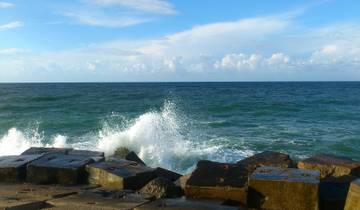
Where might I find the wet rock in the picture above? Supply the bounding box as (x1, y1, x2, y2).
(298, 154, 360, 178)
(248, 166, 320, 210)
(154, 167, 182, 181)
(47, 188, 153, 210)
(185, 160, 248, 204)
(134, 198, 240, 210)
(21, 147, 73, 155)
(344, 179, 360, 210)
(0, 155, 43, 182)
(27, 154, 96, 185)
(86, 158, 156, 190)
(237, 151, 294, 172)
(139, 177, 183, 199)
(176, 173, 191, 191)
(112, 148, 146, 165)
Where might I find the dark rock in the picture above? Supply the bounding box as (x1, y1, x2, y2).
(237, 151, 294, 172)
(86, 158, 156, 190)
(185, 160, 248, 204)
(298, 154, 360, 178)
(139, 177, 183, 198)
(47, 188, 153, 210)
(134, 198, 240, 210)
(344, 179, 360, 210)
(21, 147, 73, 155)
(0, 155, 43, 182)
(154, 167, 182, 181)
(248, 166, 320, 210)
(68, 149, 105, 158)
(175, 173, 191, 191)
(27, 154, 96, 185)
(125, 151, 146, 165)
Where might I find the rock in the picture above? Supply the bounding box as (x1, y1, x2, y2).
(0, 155, 43, 182)
(86, 158, 156, 190)
(237, 151, 294, 172)
(154, 167, 182, 181)
(248, 166, 320, 210)
(139, 177, 183, 199)
(27, 154, 96, 185)
(134, 198, 240, 210)
(185, 160, 248, 204)
(125, 151, 146, 165)
(68, 149, 105, 158)
(319, 180, 349, 210)
(344, 179, 360, 210)
(298, 154, 360, 178)
(176, 173, 191, 190)
(21, 147, 73, 155)
(112, 147, 130, 158)
(47, 188, 153, 210)
(0, 183, 94, 210)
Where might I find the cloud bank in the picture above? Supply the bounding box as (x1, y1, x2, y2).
(1, 13, 360, 82)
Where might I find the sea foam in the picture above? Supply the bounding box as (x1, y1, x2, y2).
(0, 101, 253, 173)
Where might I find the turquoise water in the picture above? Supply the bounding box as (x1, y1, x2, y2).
(0, 82, 360, 173)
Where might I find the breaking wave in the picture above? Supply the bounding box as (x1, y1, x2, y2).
(0, 101, 253, 173)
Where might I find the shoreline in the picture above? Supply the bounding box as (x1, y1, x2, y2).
(0, 147, 359, 209)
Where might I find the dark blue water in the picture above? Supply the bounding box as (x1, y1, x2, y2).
(1, 82, 360, 172)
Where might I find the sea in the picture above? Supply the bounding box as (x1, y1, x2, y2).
(0, 82, 359, 173)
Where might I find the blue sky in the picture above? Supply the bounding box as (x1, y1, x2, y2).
(1, 0, 360, 82)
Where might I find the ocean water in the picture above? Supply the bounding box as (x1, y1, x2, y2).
(0, 82, 360, 173)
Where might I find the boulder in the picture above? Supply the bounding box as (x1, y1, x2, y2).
(185, 160, 248, 204)
(86, 158, 156, 190)
(46, 188, 153, 210)
(21, 147, 73, 155)
(298, 154, 360, 178)
(139, 177, 183, 198)
(134, 198, 240, 210)
(0, 155, 43, 182)
(27, 154, 96, 185)
(237, 151, 294, 172)
(154, 167, 182, 181)
(248, 166, 320, 210)
(344, 179, 360, 210)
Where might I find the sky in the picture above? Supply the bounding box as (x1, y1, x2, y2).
(0, 0, 360, 82)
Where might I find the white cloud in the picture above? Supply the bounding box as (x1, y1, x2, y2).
(61, 0, 176, 27)
(86, 0, 176, 14)
(0, 21, 24, 30)
(2, 13, 360, 81)
(0, 1, 13, 8)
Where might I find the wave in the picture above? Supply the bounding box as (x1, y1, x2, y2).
(0, 100, 253, 173)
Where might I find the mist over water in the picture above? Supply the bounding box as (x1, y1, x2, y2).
(1, 82, 360, 173)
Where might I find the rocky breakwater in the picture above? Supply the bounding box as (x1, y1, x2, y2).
(0, 148, 359, 210)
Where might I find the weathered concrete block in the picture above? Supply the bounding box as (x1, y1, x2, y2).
(47, 188, 153, 210)
(139, 177, 183, 199)
(125, 151, 146, 165)
(344, 179, 360, 210)
(0, 183, 93, 210)
(185, 160, 248, 204)
(0, 155, 43, 182)
(154, 167, 182, 182)
(21, 147, 73, 155)
(134, 198, 240, 210)
(298, 154, 360, 178)
(68, 149, 105, 158)
(86, 158, 156, 190)
(237, 151, 293, 172)
(248, 166, 320, 210)
(27, 154, 96, 185)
